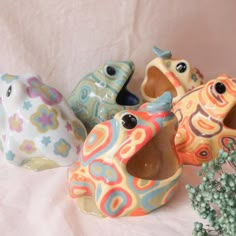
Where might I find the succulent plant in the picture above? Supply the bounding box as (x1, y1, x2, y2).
(186, 140, 236, 236)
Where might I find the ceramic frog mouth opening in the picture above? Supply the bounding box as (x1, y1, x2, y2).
(224, 101, 236, 130)
(68, 92, 182, 217)
(126, 115, 178, 181)
(115, 63, 139, 106)
(68, 61, 140, 131)
(0, 73, 87, 171)
(174, 75, 236, 165)
(141, 46, 204, 104)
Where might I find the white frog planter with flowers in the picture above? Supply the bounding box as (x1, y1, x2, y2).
(0, 73, 87, 171)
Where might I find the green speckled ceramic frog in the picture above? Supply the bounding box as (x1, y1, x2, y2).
(68, 61, 140, 131)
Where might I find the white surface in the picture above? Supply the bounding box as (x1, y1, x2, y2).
(0, 0, 236, 235)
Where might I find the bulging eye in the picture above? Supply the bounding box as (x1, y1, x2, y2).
(215, 82, 226, 94)
(121, 114, 137, 129)
(196, 147, 211, 160)
(106, 66, 116, 76)
(199, 150, 208, 157)
(176, 62, 187, 73)
(6, 85, 12, 97)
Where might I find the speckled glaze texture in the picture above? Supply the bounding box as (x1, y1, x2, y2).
(0, 74, 87, 171)
(141, 47, 204, 104)
(174, 75, 236, 165)
(68, 92, 182, 217)
(68, 61, 140, 131)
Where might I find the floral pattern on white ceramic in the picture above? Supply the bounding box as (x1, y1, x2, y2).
(0, 73, 87, 171)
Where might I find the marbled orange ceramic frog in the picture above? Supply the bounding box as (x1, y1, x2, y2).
(174, 75, 236, 165)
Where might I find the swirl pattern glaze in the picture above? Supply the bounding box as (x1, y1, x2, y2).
(68, 92, 182, 217)
(174, 75, 236, 165)
(141, 46, 204, 104)
(68, 61, 140, 131)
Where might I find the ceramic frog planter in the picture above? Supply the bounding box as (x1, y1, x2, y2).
(0, 73, 87, 171)
(174, 75, 236, 165)
(68, 92, 182, 217)
(68, 60, 140, 131)
(141, 46, 204, 104)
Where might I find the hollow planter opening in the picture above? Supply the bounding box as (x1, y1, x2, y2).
(126, 120, 178, 180)
(116, 71, 140, 106)
(224, 104, 236, 129)
(143, 66, 177, 99)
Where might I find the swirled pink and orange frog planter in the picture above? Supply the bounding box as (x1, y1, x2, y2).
(141, 46, 204, 104)
(0, 73, 87, 171)
(174, 75, 236, 165)
(68, 92, 182, 217)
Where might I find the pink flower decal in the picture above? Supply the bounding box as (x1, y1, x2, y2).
(30, 105, 59, 133)
(65, 122, 72, 132)
(27, 77, 62, 105)
(8, 114, 23, 132)
(19, 140, 36, 154)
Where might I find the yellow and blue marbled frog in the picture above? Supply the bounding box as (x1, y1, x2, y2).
(68, 92, 181, 217)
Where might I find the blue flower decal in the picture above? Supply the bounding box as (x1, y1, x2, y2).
(41, 136, 51, 146)
(23, 101, 32, 110)
(6, 151, 15, 160)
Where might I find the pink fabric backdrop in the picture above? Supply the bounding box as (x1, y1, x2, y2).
(0, 0, 235, 235)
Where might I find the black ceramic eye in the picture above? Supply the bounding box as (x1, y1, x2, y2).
(215, 82, 226, 94)
(106, 66, 116, 76)
(121, 114, 137, 129)
(200, 150, 208, 157)
(176, 62, 187, 73)
(6, 85, 12, 97)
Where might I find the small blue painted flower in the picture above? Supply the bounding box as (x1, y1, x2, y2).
(41, 136, 51, 146)
(6, 150, 15, 160)
(23, 101, 32, 110)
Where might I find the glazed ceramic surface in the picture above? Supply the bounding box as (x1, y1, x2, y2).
(68, 92, 182, 217)
(174, 75, 236, 165)
(141, 46, 204, 104)
(68, 60, 140, 131)
(0, 73, 87, 171)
